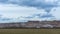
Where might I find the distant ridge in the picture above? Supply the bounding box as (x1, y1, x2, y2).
(0, 20, 60, 29)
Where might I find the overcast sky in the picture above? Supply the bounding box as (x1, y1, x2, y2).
(0, 0, 60, 23)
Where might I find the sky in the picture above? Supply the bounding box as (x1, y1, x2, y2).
(0, 0, 60, 23)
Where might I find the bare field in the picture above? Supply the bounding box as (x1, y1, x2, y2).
(0, 29, 60, 34)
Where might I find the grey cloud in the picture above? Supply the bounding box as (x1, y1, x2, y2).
(0, 0, 60, 12)
(9, 0, 60, 12)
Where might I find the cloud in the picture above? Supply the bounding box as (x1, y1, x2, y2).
(0, 0, 60, 22)
(10, 0, 60, 12)
(0, 0, 8, 3)
(50, 7, 60, 20)
(0, 0, 60, 12)
(0, 4, 46, 18)
(0, 4, 54, 22)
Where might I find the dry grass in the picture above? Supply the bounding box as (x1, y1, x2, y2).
(0, 29, 60, 34)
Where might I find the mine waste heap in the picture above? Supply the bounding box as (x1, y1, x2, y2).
(0, 20, 60, 29)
